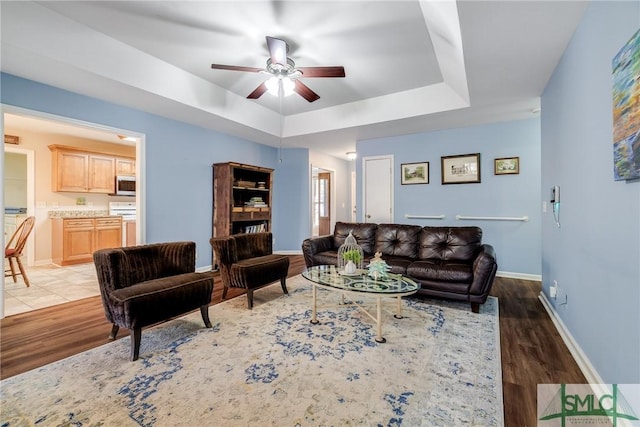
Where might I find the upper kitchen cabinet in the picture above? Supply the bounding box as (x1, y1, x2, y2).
(49, 145, 134, 193)
(116, 157, 136, 176)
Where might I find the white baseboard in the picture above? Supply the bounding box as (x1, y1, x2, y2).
(538, 291, 604, 385)
(274, 250, 303, 255)
(496, 270, 541, 281)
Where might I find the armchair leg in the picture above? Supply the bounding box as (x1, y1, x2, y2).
(471, 302, 480, 313)
(201, 305, 212, 328)
(109, 324, 120, 340)
(222, 285, 229, 300)
(130, 328, 141, 361)
(280, 277, 288, 295)
(247, 289, 254, 309)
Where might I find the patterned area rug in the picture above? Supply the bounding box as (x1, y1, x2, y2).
(1, 275, 503, 426)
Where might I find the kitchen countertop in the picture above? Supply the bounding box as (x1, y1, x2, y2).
(48, 209, 110, 218)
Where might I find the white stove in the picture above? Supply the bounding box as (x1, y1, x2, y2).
(109, 202, 136, 221)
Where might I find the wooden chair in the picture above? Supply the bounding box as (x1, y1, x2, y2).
(4, 216, 35, 287)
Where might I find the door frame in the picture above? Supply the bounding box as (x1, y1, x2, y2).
(1, 104, 146, 319)
(310, 165, 335, 237)
(3, 145, 35, 267)
(361, 155, 394, 223)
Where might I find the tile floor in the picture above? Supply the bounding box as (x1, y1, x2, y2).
(3, 262, 100, 317)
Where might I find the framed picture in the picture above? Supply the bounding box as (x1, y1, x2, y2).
(494, 157, 520, 175)
(401, 162, 429, 185)
(441, 153, 481, 184)
(612, 28, 640, 180)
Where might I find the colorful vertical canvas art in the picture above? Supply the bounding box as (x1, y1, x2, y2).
(612, 29, 640, 181)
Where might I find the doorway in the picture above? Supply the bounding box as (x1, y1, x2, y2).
(311, 167, 332, 237)
(362, 155, 393, 223)
(2, 108, 144, 318)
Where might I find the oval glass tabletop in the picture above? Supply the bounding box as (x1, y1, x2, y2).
(302, 264, 419, 294)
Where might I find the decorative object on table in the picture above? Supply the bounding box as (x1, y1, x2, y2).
(612, 28, 640, 181)
(441, 153, 481, 184)
(337, 231, 363, 274)
(401, 162, 429, 185)
(494, 157, 519, 175)
(367, 251, 391, 280)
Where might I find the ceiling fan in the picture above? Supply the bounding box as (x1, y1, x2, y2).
(211, 36, 345, 103)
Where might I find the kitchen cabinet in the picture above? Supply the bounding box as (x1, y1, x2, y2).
(52, 216, 122, 266)
(116, 158, 136, 176)
(125, 220, 136, 246)
(212, 162, 273, 241)
(49, 145, 134, 193)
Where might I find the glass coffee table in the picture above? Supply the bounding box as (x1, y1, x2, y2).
(301, 265, 420, 343)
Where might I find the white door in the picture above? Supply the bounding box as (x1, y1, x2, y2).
(362, 156, 393, 223)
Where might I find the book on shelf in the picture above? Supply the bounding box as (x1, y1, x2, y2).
(244, 223, 267, 233)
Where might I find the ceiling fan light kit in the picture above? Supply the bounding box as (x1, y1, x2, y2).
(211, 36, 345, 103)
(265, 76, 295, 97)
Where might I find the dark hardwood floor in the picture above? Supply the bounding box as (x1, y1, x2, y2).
(1, 255, 585, 426)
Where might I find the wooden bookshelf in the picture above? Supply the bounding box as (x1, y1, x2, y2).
(212, 162, 273, 241)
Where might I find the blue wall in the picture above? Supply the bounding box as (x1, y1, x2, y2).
(357, 118, 542, 276)
(1, 73, 282, 268)
(541, 2, 640, 383)
(272, 148, 311, 251)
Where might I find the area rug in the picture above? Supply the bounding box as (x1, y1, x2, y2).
(0, 275, 503, 426)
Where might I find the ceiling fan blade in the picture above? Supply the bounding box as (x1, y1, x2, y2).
(266, 36, 288, 66)
(293, 80, 320, 103)
(297, 66, 346, 78)
(247, 82, 268, 99)
(211, 64, 263, 73)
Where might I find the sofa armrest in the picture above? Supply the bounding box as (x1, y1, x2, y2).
(94, 248, 132, 292)
(210, 236, 238, 267)
(469, 244, 498, 298)
(301, 235, 334, 267)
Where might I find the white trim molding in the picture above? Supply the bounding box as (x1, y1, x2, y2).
(496, 271, 541, 281)
(538, 291, 604, 385)
(275, 250, 303, 255)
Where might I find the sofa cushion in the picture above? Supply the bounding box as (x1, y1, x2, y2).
(375, 224, 421, 258)
(230, 254, 290, 290)
(418, 226, 482, 262)
(313, 250, 340, 266)
(407, 260, 474, 283)
(233, 232, 272, 261)
(379, 255, 412, 274)
(333, 222, 377, 254)
(109, 271, 213, 328)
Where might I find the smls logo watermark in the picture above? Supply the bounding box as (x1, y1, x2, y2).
(538, 384, 640, 426)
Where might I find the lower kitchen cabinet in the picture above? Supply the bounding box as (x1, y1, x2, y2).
(52, 217, 123, 266)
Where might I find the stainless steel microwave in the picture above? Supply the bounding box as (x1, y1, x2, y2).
(115, 175, 136, 196)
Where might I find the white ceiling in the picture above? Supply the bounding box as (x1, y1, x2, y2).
(1, 1, 587, 159)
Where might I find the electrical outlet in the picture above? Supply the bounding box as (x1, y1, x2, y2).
(550, 280, 558, 298)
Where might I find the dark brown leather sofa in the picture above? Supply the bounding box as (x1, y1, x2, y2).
(302, 222, 497, 313)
